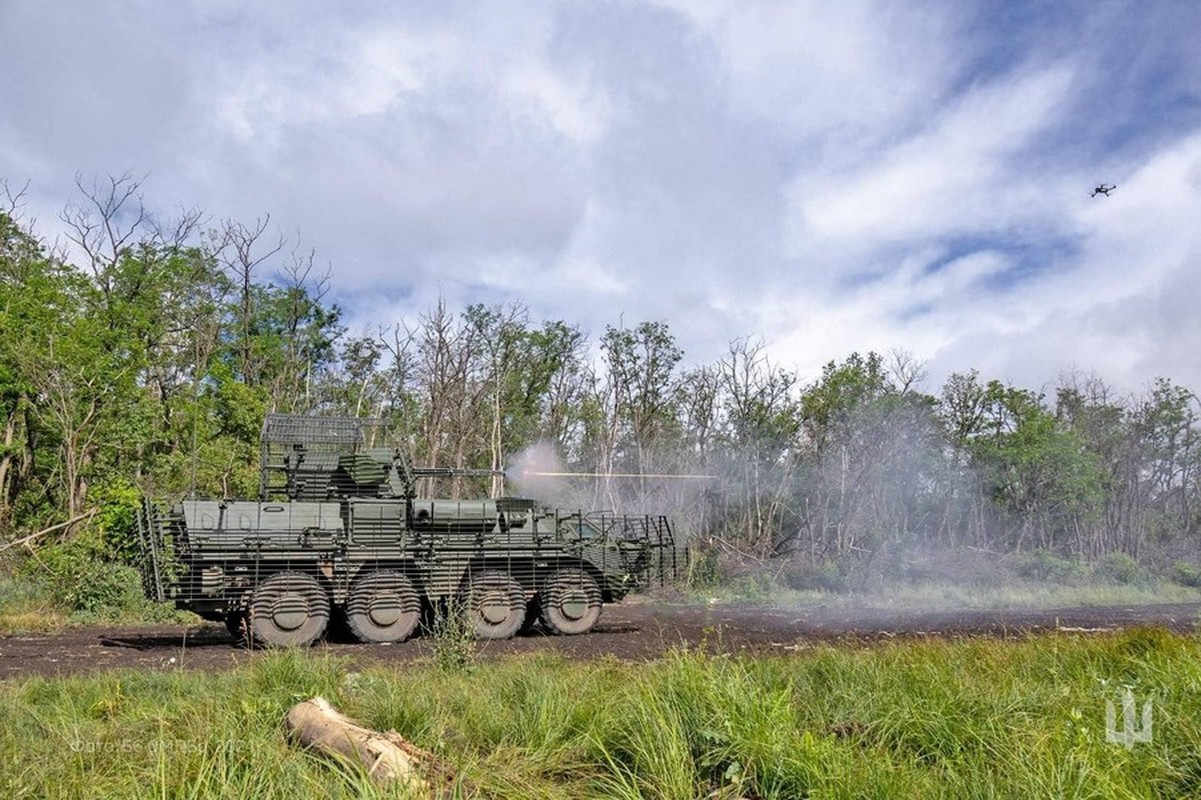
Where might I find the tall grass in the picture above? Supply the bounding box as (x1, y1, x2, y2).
(695, 574, 1201, 612)
(0, 574, 67, 633)
(0, 571, 195, 635)
(3, 630, 1200, 798)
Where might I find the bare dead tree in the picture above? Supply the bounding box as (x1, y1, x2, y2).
(60, 172, 149, 295)
(887, 348, 927, 395)
(218, 216, 286, 385)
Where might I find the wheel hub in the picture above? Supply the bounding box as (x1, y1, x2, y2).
(368, 593, 402, 627)
(480, 593, 511, 624)
(271, 592, 308, 631)
(560, 591, 588, 620)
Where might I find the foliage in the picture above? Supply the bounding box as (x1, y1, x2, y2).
(685, 545, 723, 588)
(28, 532, 146, 616)
(1095, 552, 1146, 586)
(1170, 560, 1201, 588)
(428, 600, 478, 672)
(89, 478, 145, 564)
(1018, 549, 1083, 582)
(781, 559, 846, 592)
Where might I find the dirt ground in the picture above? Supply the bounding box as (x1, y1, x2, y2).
(2, 600, 1199, 680)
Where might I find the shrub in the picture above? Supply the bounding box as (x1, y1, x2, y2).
(782, 560, 847, 592)
(1094, 552, 1145, 586)
(726, 571, 781, 603)
(90, 478, 145, 564)
(428, 601, 477, 672)
(1171, 560, 1201, 588)
(687, 546, 722, 588)
(27, 530, 147, 617)
(1018, 549, 1081, 582)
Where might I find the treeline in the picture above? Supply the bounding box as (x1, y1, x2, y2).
(2, 177, 1200, 571)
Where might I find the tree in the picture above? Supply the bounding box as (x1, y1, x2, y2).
(709, 339, 803, 558)
(0, 201, 57, 530)
(797, 352, 942, 558)
(1134, 378, 1201, 541)
(959, 380, 1105, 555)
(588, 321, 683, 508)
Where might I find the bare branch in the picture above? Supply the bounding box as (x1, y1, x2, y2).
(0, 509, 98, 553)
(887, 348, 926, 394)
(218, 215, 286, 278)
(60, 171, 152, 285)
(0, 178, 30, 217)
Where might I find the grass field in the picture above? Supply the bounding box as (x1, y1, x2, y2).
(695, 577, 1201, 613)
(2, 629, 1199, 799)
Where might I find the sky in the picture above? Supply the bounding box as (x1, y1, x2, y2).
(2, 0, 1201, 396)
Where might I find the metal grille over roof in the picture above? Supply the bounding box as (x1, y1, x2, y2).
(261, 414, 383, 447)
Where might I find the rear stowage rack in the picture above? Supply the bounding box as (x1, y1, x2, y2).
(583, 512, 685, 587)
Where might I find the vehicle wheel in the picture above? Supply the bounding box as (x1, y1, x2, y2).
(463, 570, 526, 640)
(346, 570, 422, 643)
(223, 591, 250, 642)
(224, 610, 247, 642)
(539, 569, 602, 635)
(248, 572, 329, 647)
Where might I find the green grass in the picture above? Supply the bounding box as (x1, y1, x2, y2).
(0, 574, 68, 634)
(692, 576, 1201, 613)
(0, 574, 197, 635)
(3, 631, 1200, 798)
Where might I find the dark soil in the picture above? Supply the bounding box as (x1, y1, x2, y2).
(2, 600, 1199, 679)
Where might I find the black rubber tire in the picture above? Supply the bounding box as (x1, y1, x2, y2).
(224, 591, 251, 643)
(463, 570, 526, 640)
(539, 569, 602, 635)
(224, 610, 247, 642)
(248, 572, 330, 647)
(346, 570, 422, 643)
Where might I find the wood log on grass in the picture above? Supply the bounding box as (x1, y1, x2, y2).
(285, 697, 450, 790)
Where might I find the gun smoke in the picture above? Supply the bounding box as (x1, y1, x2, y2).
(500, 374, 1201, 617)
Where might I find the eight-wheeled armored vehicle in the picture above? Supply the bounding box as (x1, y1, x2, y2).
(137, 415, 682, 646)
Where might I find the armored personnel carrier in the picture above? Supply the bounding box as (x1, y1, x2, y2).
(137, 415, 682, 646)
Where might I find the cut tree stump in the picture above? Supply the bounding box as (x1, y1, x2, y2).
(285, 697, 451, 790)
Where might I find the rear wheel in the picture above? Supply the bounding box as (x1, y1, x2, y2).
(248, 572, 329, 647)
(223, 591, 250, 642)
(463, 570, 526, 640)
(346, 570, 422, 643)
(539, 569, 602, 635)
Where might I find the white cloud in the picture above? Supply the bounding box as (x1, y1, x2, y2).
(785, 64, 1077, 255)
(764, 130, 1201, 390)
(657, 0, 959, 143)
(501, 61, 612, 146)
(3, 1, 1201, 397)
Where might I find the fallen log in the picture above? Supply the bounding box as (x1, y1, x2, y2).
(285, 697, 449, 790)
(0, 509, 97, 553)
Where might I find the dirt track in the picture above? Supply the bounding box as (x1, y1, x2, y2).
(2, 600, 1199, 679)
